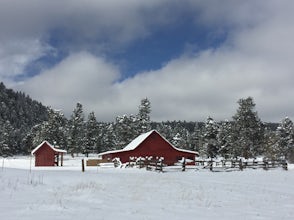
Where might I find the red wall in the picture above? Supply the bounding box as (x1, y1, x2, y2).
(34, 143, 55, 166)
(102, 131, 196, 165)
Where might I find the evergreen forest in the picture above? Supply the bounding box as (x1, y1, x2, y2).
(0, 82, 293, 162)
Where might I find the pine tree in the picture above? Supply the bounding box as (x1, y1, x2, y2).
(231, 97, 264, 158)
(30, 123, 45, 147)
(276, 117, 294, 162)
(202, 117, 219, 158)
(217, 120, 233, 158)
(0, 119, 14, 157)
(95, 122, 109, 153)
(190, 123, 202, 152)
(101, 123, 117, 151)
(171, 123, 190, 149)
(263, 128, 279, 160)
(31, 108, 67, 149)
(114, 114, 137, 149)
(68, 103, 86, 156)
(172, 132, 183, 148)
(85, 112, 99, 156)
(45, 108, 67, 148)
(155, 122, 173, 143)
(23, 133, 35, 154)
(137, 98, 151, 134)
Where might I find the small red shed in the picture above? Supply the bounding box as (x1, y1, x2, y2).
(99, 130, 198, 165)
(31, 141, 67, 166)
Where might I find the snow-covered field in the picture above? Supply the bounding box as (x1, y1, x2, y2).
(1, 157, 294, 220)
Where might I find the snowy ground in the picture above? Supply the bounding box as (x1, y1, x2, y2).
(1, 156, 294, 220)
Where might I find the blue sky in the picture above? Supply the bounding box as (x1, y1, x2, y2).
(114, 20, 227, 79)
(1, 0, 294, 122)
(23, 11, 227, 80)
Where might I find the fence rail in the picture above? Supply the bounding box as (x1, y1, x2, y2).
(88, 157, 288, 172)
(195, 159, 288, 171)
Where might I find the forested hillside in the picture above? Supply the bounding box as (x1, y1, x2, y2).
(0, 82, 293, 163)
(0, 82, 48, 155)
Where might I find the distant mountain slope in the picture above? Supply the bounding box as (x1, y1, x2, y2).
(0, 82, 48, 154)
(0, 82, 48, 128)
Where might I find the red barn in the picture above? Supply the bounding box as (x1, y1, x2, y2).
(31, 141, 67, 166)
(99, 130, 198, 165)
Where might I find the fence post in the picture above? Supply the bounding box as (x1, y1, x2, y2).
(263, 159, 268, 170)
(244, 161, 247, 169)
(82, 159, 85, 172)
(282, 160, 288, 170)
(239, 159, 243, 171)
(209, 160, 213, 171)
(159, 160, 163, 172)
(182, 158, 186, 172)
(146, 159, 149, 170)
(2, 158, 4, 171)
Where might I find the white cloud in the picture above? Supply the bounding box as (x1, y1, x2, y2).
(115, 0, 294, 122)
(0, 38, 49, 84)
(0, 0, 172, 49)
(17, 52, 120, 118)
(18, 42, 294, 122)
(4, 0, 294, 122)
(0, 0, 176, 84)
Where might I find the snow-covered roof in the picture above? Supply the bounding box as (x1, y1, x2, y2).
(123, 130, 154, 151)
(98, 130, 154, 156)
(98, 130, 198, 156)
(31, 141, 67, 155)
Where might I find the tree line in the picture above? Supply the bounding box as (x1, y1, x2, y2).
(23, 97, 294, 163)
(0, 82, 293, 162)
(153, 97, 293, 163)
(22, 98, 152, 157)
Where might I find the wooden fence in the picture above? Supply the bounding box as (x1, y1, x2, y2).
(128, 157, 164, 172)
(87, 157, 288, 172)
(195, 159, 288, 171)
